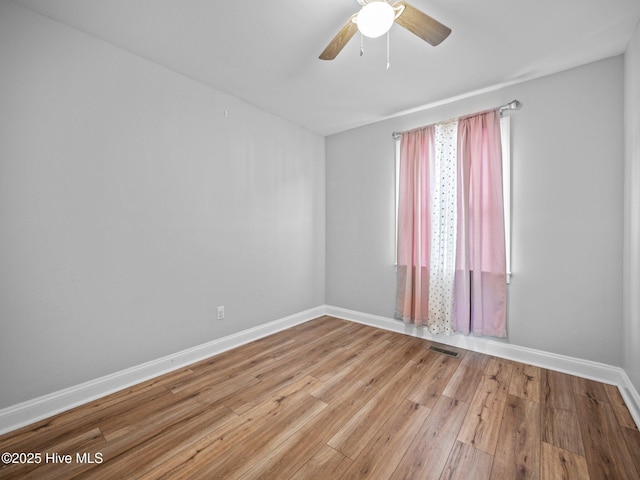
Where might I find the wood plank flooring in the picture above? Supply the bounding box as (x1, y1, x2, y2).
(1, 316, 638, 479)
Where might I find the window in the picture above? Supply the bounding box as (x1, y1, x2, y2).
(500, 115, 512, 283)
(394, 115, 512, 283)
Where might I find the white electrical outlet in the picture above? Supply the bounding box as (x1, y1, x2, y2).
(217, 306, 225, 320)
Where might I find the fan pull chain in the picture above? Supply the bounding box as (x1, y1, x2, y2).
(386, 31, 390, 69)
(360, 33, 364, 56)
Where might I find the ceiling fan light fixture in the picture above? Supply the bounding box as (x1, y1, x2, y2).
(356, 2, 395, 38)
(319, 1, 451, 61)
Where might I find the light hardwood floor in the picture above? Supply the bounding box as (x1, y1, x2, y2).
(1, 316, 639, 479)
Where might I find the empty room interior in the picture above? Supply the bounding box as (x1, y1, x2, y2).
(1, 0, 640, 478)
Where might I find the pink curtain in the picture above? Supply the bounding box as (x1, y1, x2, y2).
(454, 110, 507, 337)
(395, 126, 434, 326)
(396, 110, 507, 337)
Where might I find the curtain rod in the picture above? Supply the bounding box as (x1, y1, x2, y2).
(392, 99, 521, 139)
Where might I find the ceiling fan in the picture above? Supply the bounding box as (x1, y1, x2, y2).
(319, 0, 451, 60)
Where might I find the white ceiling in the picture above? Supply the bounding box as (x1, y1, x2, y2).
(12, 0, 640, 135)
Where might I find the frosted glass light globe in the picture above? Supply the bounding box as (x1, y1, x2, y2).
(356, 2, 395, 38)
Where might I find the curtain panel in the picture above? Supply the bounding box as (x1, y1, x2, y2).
(395, 110, 507, 337)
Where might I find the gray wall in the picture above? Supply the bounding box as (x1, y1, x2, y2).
(0, 1, 325, 409)
(327, 56, 625, 366)
(624, 21, 640, 393)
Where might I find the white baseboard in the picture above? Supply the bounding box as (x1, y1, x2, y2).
(2, 304, 639, 435)
(0, 306, 324, 436)
(325, 305, 640, 430)
(618, 371, 640, 431)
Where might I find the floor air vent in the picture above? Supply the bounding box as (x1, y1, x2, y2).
(428, 345, 460, 358)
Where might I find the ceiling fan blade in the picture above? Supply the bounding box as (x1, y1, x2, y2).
(393, 1, 451, 46)
(319, 14, 358, 60)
